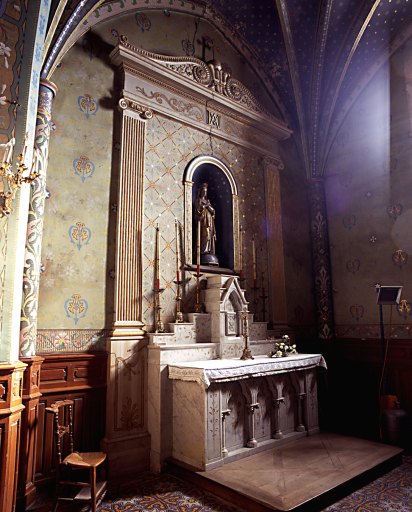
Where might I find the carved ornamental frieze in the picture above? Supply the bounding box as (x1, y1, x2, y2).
(118, 35, 270, 118)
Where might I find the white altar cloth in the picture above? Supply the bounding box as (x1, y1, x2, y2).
(168, 353, 326, 388)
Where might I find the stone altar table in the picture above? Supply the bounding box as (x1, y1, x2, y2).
(168, 354, 326, 470)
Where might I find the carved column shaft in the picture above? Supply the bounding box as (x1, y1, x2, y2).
(296, 393, 307, 432)
(20, 79, 57, 357)
(246, 403, 259, 448)
(112, 98, 152, 336)
(263, 157, 288, 328)
(221, 408, 231, 456)
(273, 397, 284, 439)
(309, 179, 334, 339)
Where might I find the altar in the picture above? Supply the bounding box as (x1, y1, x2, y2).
(168, 354, 326, 470)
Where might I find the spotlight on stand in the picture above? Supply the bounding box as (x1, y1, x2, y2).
(376, 284, 403, 359)
(375, 284, 406, 444)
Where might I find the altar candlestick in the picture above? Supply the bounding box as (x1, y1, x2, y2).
(156, 223, 160, 290)
(196, 219, 201, 275)
(175, 219, 180, 282)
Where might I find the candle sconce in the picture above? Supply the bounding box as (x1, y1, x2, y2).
(0, 138, 39, 218)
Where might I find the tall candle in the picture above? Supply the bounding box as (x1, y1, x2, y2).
(175, 219, 180, 282)
(252, 238, 257, 284)
(239, 226, 243, 279)
(196, 219, 201, 275)
(156, 224, 160, 290)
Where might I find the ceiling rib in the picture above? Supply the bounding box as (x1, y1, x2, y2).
(275, 0, 311, 178)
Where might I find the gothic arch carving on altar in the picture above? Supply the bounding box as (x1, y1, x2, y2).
(184, 155, 239, 272)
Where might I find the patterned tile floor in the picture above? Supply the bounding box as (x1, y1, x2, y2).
(321, 455, 412, 512)
(28, 455, 412, 512)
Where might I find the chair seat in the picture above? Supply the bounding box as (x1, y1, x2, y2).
(64, 451, 107, 468)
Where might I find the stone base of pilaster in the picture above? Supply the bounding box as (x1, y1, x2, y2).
(104, 335, 150, 481)
(102, 431, 151, 482)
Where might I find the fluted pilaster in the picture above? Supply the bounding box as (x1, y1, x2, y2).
(112, 97, 152, 336)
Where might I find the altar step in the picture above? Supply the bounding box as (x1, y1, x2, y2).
(167, 432, 403, 512)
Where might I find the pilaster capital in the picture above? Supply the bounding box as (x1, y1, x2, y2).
(118, 97, 153, 119)
(261, 155, 284, 172)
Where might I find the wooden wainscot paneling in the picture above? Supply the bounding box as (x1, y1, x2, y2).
(0, 361, 26, 512)
(35, 353, 107, 486)
(16, 356, 44, 511)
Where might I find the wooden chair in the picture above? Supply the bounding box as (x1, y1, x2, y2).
(46, 399, 107, 512)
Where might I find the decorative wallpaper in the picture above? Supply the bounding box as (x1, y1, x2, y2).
(325, 38, 412, 338)
(37, 42, 115, 342)
(142, 114, 269, 330)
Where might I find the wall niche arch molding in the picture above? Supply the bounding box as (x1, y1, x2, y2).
(184, 155, 239, 272)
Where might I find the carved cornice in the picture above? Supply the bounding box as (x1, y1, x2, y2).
(118, 35, 272, 119)
(118, 97, 153, 119)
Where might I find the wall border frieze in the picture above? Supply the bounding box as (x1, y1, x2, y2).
(336, 324, 412, 340)
(36, 329, 108, 353)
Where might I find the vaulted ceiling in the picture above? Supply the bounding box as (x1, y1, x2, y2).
(43, 0, 412, 178)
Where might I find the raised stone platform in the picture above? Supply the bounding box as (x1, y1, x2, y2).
(167, 432, 403, 511)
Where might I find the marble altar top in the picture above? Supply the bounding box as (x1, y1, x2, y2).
(168, 354, 326, 388)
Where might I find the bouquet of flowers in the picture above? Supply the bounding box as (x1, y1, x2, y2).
(269, 335, 297, 358)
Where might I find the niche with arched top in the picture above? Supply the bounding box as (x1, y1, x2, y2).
(184, 156, 239, 272)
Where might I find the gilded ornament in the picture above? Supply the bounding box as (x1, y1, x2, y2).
(397, 299, 411, 319)
(392, 249, 408, 268)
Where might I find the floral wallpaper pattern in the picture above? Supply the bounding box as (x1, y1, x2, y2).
(325, 39, 412, 338)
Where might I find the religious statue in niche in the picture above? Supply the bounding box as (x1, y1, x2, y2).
(195, 183, 219, 266)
